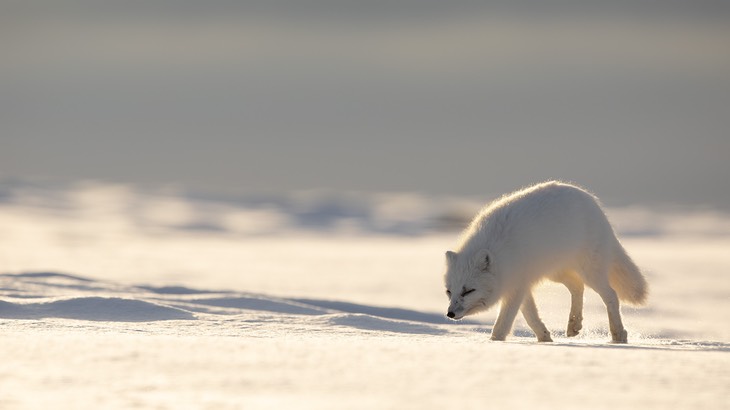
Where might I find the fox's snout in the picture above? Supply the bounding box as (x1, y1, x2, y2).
(446, 311, 456, 319)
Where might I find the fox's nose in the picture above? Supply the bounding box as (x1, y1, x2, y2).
(446, 311, 456, 318)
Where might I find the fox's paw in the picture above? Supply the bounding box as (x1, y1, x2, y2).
(567, 316, 583, 337)
(610, 329, 628, 344)
(537, 330, 553, 343)
(490, 334, 506, 341)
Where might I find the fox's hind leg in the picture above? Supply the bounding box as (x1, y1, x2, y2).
(520, 291, 553, 342)
(583, 265, 628, 343)
(553, 271, 584, 337)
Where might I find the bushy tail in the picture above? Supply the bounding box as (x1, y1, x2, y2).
(609, 243, 648, 305)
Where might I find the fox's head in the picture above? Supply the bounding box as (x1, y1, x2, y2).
(443, 248, 500, 320)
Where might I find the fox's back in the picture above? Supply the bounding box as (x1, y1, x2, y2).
(459, 181, 612, 271)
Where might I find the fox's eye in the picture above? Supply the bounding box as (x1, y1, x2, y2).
(461, 288, 476, 297)
(445, 290, 452, 298)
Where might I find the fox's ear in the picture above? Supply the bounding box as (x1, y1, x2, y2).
(445, 251, 457, 265)
(475, 249, 492, 272)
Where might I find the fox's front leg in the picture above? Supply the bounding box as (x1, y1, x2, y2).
(521, 292, 553, 342)
(491, 289, 526, 341)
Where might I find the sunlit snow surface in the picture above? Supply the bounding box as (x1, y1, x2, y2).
(1, 182, 729, 409)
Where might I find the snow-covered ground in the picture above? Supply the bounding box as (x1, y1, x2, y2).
(1, 182, 728, 409)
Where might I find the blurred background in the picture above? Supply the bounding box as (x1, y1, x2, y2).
(2, 0, 729, 209)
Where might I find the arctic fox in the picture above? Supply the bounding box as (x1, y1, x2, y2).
(444, 181, 647, 343)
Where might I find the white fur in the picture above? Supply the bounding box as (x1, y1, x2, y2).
(444, 181, 648, 343)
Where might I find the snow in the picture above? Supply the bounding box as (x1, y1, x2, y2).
(1, 182, 729, 409)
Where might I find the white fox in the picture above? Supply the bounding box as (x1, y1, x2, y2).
(444, 181, 647, 343)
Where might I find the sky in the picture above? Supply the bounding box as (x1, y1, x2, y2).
(2, 0, 729, 207)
